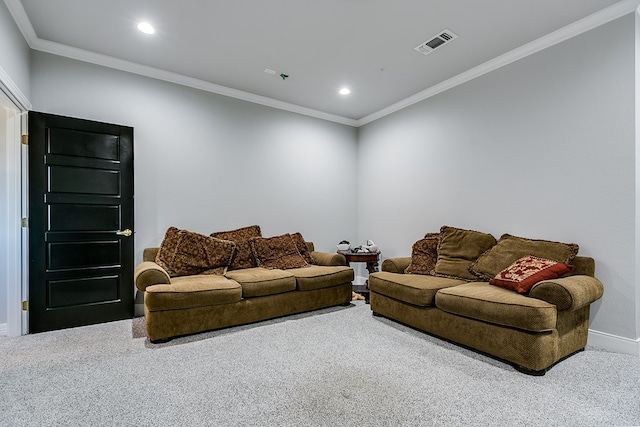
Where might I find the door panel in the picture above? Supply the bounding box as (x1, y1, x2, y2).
(49, 128, 119, 159)
(48, 204, 120, 231)
(47, 276, 120, 308)
(49, 166, 120, 195)
(29, 111, 134, 333)
(48, 241, 121, 271)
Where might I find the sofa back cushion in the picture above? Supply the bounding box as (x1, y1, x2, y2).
(305, 241, 315, 253)
(143, 247, 159, 262)
(155, 226, 236, 277)
(570, 256, 595, 277)
(212, 224, 262, 270)
(434, 226, 496, 281)
(469, 234, 579, 281)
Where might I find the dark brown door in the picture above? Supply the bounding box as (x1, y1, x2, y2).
(28, 111, 134, 333)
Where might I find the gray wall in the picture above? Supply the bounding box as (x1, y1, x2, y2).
(636, 12, 640, 349)
(0, 1, 31, 100)
(30, 52, 359, 262)
(357, 15, 637, 340)
(0, 104, 8, 325)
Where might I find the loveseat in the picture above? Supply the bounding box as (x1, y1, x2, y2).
(368, 226, 604, 375)
(134, 225, 353, 342)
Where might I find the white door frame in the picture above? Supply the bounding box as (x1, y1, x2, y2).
(4, 103, 24, 336)
(1, 66, 31, 336)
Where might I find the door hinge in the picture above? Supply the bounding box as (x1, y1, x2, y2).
(21, 218, 28, 228)
(22, 301, 28, 311)
(21, 134, 28, 145)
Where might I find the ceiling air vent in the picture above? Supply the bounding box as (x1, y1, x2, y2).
(414, 29, 458, 56)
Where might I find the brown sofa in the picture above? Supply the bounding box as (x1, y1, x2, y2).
(368, 227, 604, 375)
(135, 242, 353, 342)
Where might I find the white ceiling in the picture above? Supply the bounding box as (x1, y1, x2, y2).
(5, 0, 637, 126)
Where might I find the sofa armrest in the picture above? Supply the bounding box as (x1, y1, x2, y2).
(134, 261, 171, 292)
(381, 257, 411, 274)
(529, 275, 604, 311)
(311, 251, 347, 266)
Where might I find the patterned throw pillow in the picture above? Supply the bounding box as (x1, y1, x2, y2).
(405, 233, 440, 275)
(291, 232, 316, 265)
(155, 227, 236, 277)
(211, 225, 262, 270)
(250, 233, 309, 270)
(490, 255, 573, 294)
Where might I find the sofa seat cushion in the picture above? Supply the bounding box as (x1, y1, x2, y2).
(435, 282, 557, 332)
(369, 272, 465, 307)
(225, 268, 296, 297)
(287, 266, 354, 291)
(145, 275, 242, 311)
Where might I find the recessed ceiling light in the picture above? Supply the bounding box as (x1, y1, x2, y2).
(339, 88, 351, 95)
(137, 22, 155, 35)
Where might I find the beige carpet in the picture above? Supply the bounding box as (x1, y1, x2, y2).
(1, 301, 639, 426)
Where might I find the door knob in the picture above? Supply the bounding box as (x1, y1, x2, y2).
(116, 229, 132, 237)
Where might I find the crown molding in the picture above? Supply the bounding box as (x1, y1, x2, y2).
(0, 65, 31, 111)
(31, 38, 359, 126)
(3, 0, 37, 46)
(5, 0, 639, 128)
(356, 0, 640, 127)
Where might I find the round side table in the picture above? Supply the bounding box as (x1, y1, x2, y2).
(338, 250, 381, 303)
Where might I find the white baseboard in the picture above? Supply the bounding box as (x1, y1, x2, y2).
(588, 329, 640, 357)
(134, 304, 145, 318)
(0, 323, 7, 336)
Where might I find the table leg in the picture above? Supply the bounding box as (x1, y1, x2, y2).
(365, 261, 379, 275)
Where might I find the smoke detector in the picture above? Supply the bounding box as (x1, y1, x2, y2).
(414, 29, 458, 56)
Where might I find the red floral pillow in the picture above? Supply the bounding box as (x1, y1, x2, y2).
(490, 255, 572, 294)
